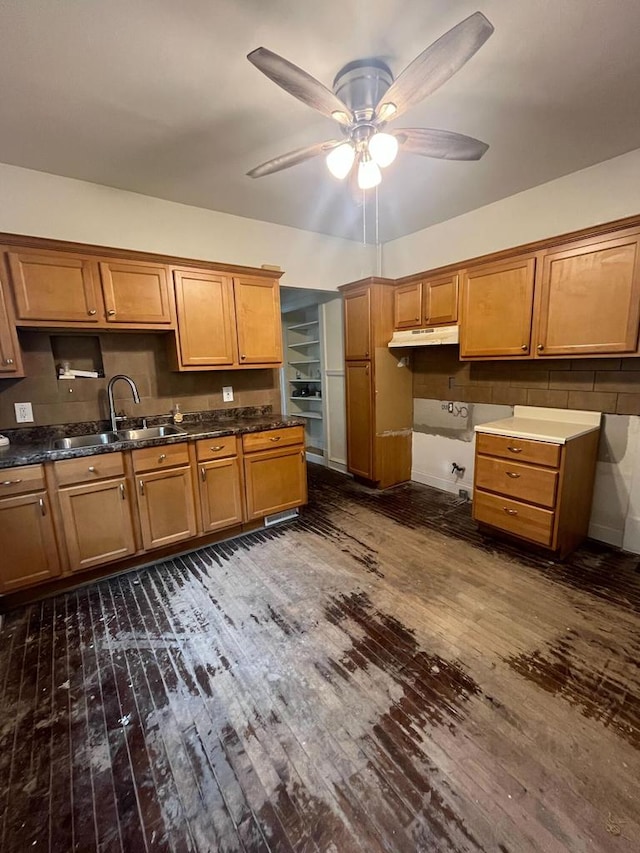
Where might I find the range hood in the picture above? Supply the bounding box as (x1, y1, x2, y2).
(388, 325, 459, 348)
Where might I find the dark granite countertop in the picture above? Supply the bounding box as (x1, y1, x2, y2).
(0, 408, 305, 470)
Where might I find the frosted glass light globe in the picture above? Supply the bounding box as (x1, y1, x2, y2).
(368, 132, 399, 168)
(326, 143, 355, 179)
(357, 157, 382, 190)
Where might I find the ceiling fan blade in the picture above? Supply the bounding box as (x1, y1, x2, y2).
(248, 47, 352, 126)
(247, 140, 340, 178)
(394, 127, 489, 160)
(377, 12, 494, 122)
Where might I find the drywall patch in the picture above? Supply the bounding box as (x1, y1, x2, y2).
(413, 399, 512, 441)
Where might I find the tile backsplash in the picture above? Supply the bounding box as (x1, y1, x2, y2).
(0, 331, 281, 429)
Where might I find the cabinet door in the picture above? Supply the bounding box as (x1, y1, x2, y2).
(394, 282, 422, 330)
(460, 257, 536, 358)
(233, 276, 282, 365)
(425, 273, 459, 326)
(8, 250, 100, 323)
(174, 270, 236, 367)
(199, 457, 243, 531)
(0, 272, 23, 375)
(244, 445, 307, 520)
(99, 261, 172, 325)
(536, 233, 640, 356)
(58, 477, 136, 572)
(345, 361, 373, 479)
(344, 287, 371, 359)
(0, 491, 61, 593)
(137, 466, 196, 550)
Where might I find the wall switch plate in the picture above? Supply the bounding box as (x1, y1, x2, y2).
(222, 386, 234, 403)
(15, 402, 34, 423)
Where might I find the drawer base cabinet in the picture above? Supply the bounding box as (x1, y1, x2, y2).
(472, 428, 600, 557)
(0, 427, 307, 596)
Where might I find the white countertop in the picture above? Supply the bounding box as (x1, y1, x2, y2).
(474, 406, 602, 444)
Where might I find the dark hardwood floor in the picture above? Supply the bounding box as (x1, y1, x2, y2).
(1, 464, 639, 852)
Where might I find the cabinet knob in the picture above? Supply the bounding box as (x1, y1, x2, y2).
(521, 345, 528, 351)
(365, 351, 369, 358)
(88, 309, 97, 316)
(503, 507, 518, 516)
(88, 466, 96, 472)
(240, 354, 246, 360)
(158, 453, 166, 462)
(107, 309, 116, 316)
(537, 344, 544, 352)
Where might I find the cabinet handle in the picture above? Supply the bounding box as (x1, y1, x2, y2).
(201, 466, 206, 482)
(107, 309, 116, 316)
(120, 482, 126, 500)
(502, 507, 518, 516)
(88, 309, 97, 316)
(88, 466, 96, 473)
(4, 357, 14, 365)
(505, 471, 520, 479)
(240, 354, 246, 360)
(158, 453, 166, 462)
(210, 445, 224, 451)
(521, 345, 528, 351)
(39, 497, 46, 516)
(269, 436, 282, 442)
(1, 479, 22, 486)
(300, 450, 305, 460)
(507, 446, 523, 453)
(139, 479, 145, 496)
(537, 344, 544, 352)
(365, 351, 369, 358)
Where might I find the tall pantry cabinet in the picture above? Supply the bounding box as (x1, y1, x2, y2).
(340, 278, 412, 488)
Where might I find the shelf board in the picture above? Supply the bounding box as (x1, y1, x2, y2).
(288, 359, 320, 365)
(290, 411, 323, 419)
(288, 341, 320, 348)
(290, 396, 322, 402)
(288, 321, 319, 330)
(289, 379, 321, 383)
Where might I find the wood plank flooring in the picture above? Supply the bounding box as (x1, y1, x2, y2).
(1, 464, 639, 852)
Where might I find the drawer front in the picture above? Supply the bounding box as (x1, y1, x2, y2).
(195, 434, 237, 462)
(54, 453, 125, 487)
(475, 455, 558, 509)
(473, 489, 555, 546)
(242, 426, 305, 454)
(476, 432, 561, 468)
(132, 442, 190, 472)
(0, 464, 45, 496)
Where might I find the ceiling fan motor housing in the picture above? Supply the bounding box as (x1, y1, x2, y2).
(332, 58, 393, 122)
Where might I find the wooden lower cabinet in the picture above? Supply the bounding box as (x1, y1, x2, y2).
(244, 445, 307, 520)
(0, 490, 60, 592)
(137, 465, 197, 550)
(199, 457, 243, 531)
(58, 477, 136, 571)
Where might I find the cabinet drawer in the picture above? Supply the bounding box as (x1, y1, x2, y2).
(242, 426, 305, 454)
(0, 464, 45, 496)
(475, 455, 558, 509)
(195, 435, 237, 461)
(54, 453, 125, 486)
(475, 432, 561, 468)
(473, 489, 554, 546)
(132, 442, 189, 472)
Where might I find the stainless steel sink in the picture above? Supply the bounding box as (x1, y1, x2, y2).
(52, 431, 119, 450)
(116, 425, 187, 441)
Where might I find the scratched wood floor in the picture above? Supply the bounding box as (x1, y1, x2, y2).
(1, 465, 639, 853)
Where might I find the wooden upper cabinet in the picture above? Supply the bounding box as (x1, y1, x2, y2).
(344, 287, 371, 359)
(394, 282, 422, 330)
(460, 257, 536, 358)
(0, 271, 23, 376)
(0, 490, 61, 593)
(345, 361, 373, 479)
(99, 261, 172, 325)
(535, 232, 640, 356)
(174, 270, 236, 367)
(425, 273, 458, 326)
(8, 250, 100, 323)
(233, 276, 282, 365)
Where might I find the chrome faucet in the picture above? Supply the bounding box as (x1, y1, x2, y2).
(107, 374, 141, 432)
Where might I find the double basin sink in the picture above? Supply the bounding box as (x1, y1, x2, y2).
(52, 424, 187, 450)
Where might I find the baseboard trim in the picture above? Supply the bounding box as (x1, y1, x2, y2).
(411, 469, 474, 497)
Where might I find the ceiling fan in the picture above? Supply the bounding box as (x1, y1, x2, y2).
(246, 11, 494, 192)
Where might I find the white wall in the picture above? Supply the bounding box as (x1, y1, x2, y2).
(0, 162, 375, 290)
(383, 147, 640, 278)
(321, 298, 347, 472)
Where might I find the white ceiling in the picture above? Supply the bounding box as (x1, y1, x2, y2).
(1, 1, 640, 243)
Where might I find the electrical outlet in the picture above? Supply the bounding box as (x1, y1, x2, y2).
(458, 489, 470, 501)
(222, 386, 234, 403)
(15, 402, 34, 423)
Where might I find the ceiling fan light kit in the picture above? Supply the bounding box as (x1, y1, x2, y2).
(247, 11, 494, 192)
